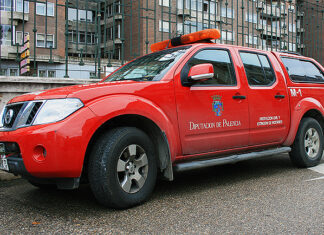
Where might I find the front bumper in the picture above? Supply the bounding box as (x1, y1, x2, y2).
(0, 106, 97, 178)
(6, 156, 27, 176)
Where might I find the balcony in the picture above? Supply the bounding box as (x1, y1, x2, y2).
(256, 24, 286, 38)
(177, 10, 222, 23)
(256, 2, 282, 19)
(0, 44, 18, 59)
(177, 9, 190, 17)
(1, 11, 29, 25)
(68, 20, 96, 32)
(101, 39, 122, 48)
(296, 11, 304, 17)
(101, 14, 123, 26)
(297, 28, 305, 33)
(68, 43, 96, 54)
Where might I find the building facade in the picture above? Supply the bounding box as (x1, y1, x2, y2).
(0, 0, 323, 79)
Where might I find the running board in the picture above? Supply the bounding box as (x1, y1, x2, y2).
(174, 147, 291, 172)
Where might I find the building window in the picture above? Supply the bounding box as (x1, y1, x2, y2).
(221, 30, 235, 42)
(36, 2, 54, 16)
(9, 69, 18, 76)
(39, 70, 46, 77)
(159, 0, 170, 7)
(79, 32, 86, 44)
(177, 21, 208, 34)
(245, 13, 257, 23)
(177, 0, 189, 9)
(48, 70, 56, 77)
(288, 43, 296, 51)
(0, 0, 12, 11)
(46, 34, 54, 48)
(0, 0, 29, 12)
(0, 25, 14, 46)
(87, 33, 92, 44)
(16, 0, 29, 13)
(68, 31, 96, 44)
(289, 23, 296, 33)
(159, 20, 170, 33)
(115, 1, 121, 13)
(221, 7, 234, 18)
(0, 69, 7, 76)
(90, 72, 96, 78)
(68, 8, 93, 22)
(36, 34, 45, 47)
(16, 31, 29, 45)
(36, 33, 54, 48)
(245, 35, 258, 45)
(177, 0, 216, 12)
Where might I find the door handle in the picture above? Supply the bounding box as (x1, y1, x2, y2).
(275, 95, 285, 99)
(232, 95, 246, 100)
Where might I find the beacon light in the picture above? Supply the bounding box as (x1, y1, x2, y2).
(151, 29, 221, 52)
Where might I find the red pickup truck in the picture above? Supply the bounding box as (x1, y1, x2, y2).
(1, 30, 324, 208)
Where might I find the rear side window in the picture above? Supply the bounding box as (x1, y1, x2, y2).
(281, 57, 324, 83)
(240, 52, 276, 86)
(186, 49, 237, 86)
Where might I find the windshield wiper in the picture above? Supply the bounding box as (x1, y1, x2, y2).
(119, 78, 144, 81)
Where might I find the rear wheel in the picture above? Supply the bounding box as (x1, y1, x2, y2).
(88, 127, 157, 209)
(290, 117, 324, 167)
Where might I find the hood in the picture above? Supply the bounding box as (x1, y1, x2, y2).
(9, 80, 150, 104)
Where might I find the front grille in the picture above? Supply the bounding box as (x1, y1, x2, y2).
(26, 102, 43, 125)
(2, 103, 24, 128)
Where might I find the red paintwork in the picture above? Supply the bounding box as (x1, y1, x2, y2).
(188, 63, 214, 78)
(1, 43, 324, 179)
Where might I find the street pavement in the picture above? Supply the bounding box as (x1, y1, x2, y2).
(0, 153, 323, 234)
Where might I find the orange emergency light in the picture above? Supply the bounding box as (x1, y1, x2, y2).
(151, 29, 221, 52)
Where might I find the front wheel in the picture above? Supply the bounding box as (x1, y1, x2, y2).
(290, 117, 324, 167)
(88, 127, 157, 209)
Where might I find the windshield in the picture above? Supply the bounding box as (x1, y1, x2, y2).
(104, 46, 190, 82)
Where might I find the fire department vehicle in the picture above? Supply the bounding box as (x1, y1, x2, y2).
(1, 29, 324, 208)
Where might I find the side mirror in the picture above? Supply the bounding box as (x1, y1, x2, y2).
(188, 63, 214, 81)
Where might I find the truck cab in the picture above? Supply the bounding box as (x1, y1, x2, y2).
(1, 29, 324, 208)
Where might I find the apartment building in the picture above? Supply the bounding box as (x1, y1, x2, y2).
(0, 0, 322, 78)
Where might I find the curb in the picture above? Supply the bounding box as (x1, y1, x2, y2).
(0, 171, 20, 181)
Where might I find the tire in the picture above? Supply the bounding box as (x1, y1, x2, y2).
(289, 117, 324, 167)
(88, 127, 157, 209)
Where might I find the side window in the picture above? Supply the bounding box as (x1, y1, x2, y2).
(240, 52, 276, 86)
(187, 49, 237, 86)
(303, 61, 324, 82)
(281, 57, 324, 83)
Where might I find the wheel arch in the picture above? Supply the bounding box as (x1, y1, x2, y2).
(284, 98, 324, 146)
(83, 114, 174, 181)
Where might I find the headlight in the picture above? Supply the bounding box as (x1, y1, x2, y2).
(33, 98, 84, 125)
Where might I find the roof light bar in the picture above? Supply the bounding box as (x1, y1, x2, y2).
(151, 29, 221, 52)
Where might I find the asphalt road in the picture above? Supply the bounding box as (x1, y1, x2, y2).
(0, 153, 323, 234)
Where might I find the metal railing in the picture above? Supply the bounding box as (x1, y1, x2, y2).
(0, 0, 323, 79)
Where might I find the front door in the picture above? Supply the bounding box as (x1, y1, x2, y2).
(175, 47, 250, 155)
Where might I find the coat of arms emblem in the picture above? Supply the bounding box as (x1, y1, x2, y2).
(212, 95, 223, 116)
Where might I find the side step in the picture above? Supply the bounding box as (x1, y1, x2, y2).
(174, 147, 291, 172)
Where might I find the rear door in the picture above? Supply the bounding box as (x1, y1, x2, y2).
(237, 50, 290, 146)
(175, 47, 250, 155)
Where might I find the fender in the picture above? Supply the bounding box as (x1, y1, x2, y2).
(86, 94, 180, 163)
(283, 97, 324, 146)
